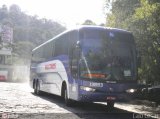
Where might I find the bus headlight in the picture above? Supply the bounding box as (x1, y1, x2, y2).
(80, 86, 96, 92)
(126, 89, 137, 93)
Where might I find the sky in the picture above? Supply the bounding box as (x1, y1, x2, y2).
(0, 0, 106, 28)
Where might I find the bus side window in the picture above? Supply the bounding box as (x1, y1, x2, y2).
(33, 48, 44, 63)
(52, 41, 55, 57)
(54, 35, 69, 56)
(43, 42, 53, 60)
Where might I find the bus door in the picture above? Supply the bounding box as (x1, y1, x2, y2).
(70, 43, 81, 99)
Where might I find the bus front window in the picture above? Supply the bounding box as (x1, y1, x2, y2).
(80, 39, 111, 80)
(79, 29, 136, 81)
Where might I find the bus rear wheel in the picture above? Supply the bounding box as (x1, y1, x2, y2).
(34, 81, 41, 95)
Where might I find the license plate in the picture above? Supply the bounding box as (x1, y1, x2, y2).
(107, 96, 116, 100)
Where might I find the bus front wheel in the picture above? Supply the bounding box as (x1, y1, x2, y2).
(107, 101, 115, 109)
(34, 81, 41, 95)
(64, 87, 73, 107)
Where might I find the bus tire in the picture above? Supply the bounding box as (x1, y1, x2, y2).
(33, 80, 36, 94)
(107, 101, 114, 109)
(64, 86, 73, 107)
(35, 81, 41, 95)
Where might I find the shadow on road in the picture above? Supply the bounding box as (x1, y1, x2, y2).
(31, 92, 155, 119)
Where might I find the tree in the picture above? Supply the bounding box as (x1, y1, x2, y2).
(82, 20, 96, 25)
(0, 4, 66, 65)
(0, 5, 8, 21)
(9, 4, 21, 13)
(131, 0, 160, 84)
(105, 0, 140, 28)
(105, 0, 160, 84)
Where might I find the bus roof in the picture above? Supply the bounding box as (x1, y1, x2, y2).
(32, 25, 132, 52)
(77, 25, 131, 34)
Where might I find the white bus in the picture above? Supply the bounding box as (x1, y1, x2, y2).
(30, 26, 138, 108)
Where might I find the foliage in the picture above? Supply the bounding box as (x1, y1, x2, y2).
(82, 20, 96, 25)
(0, 4, 66, 64)
(105, 0, 160, 84)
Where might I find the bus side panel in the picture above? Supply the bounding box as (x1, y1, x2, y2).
(36, 59, 69, 96)
(38, 73, 62, 95)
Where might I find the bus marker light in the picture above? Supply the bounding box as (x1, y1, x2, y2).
(126, 89, 137, 93)
(80, 86, 96, 92)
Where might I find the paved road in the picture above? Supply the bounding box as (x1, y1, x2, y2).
(0, 82, 158, 119)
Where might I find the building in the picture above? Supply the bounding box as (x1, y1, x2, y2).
(0, 24, 13, 81)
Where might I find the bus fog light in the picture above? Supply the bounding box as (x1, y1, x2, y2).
(80, 86, 96, 92)
(126, 89, 137, 93)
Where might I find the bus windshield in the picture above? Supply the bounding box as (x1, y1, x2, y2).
(80, 29, 136, 80)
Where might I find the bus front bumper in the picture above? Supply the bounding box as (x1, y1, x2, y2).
(78, 91, 137, 102)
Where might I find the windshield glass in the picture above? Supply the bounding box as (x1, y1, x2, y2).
(80, 29, 136, 80)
